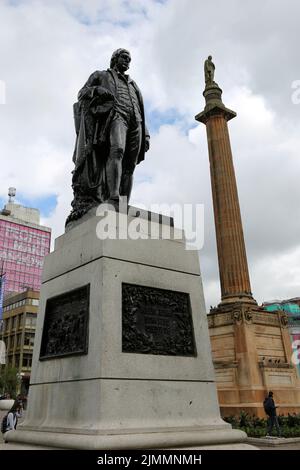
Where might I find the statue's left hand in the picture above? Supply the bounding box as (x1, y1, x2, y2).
(145, 137, 150, 152)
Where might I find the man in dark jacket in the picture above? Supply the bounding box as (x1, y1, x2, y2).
(67, 48, 150, 224)
(264, 391, 281, 437)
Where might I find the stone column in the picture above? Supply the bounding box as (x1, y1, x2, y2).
(196, 85, 256, 305)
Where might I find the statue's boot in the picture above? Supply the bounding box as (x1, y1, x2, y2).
(106, 149, 123, 200)
(120, 171, 133, 202)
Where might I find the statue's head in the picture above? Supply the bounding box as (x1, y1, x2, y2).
(110, 48, 131, 72)
(208, 55, 212, 60)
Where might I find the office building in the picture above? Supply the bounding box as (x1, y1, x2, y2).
(0, 188, 51, 296)
(1, 289, 40, 395)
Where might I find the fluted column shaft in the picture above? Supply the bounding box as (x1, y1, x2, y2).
(196, 85, 255, 304)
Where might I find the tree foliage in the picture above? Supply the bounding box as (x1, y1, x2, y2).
(0, 366, 19, 398)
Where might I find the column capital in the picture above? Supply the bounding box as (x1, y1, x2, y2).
(195, 84, 236, 124)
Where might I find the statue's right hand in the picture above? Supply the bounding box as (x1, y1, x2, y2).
(105, 91, 115, 101)
(96, 87, 114, 101)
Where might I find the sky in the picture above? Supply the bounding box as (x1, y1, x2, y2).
(0, 0, 300, 310)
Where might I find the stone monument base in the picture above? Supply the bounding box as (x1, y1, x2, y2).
(7, 428, 251, 450)
(209, 302, 300, 418)
(6, 208, 254, 449)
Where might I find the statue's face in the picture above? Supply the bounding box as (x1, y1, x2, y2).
(115, 51, 131, 73)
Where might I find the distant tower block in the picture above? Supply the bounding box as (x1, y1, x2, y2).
(0, 190, 51, 295)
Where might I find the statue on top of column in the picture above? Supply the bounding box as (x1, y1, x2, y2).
(204, 55, 217, 87)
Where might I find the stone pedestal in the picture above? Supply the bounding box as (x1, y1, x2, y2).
(6, 209, 251, 449)
(209, 302, 300, 417)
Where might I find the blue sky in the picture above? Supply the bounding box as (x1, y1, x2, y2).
(147, 107, 190, 134)
(0, 194, 57, 219)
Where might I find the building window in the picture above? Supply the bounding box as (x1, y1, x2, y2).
(0, 219, 50, 295)
(16, 334, 22, 347)
(14, 355, 20, 368)
(18, 314, 24, 328)
(25, 313, 36, 328)
(22, 354, 32, 368)
(24, 333, 35, 347)
(5, 318, 10, 332)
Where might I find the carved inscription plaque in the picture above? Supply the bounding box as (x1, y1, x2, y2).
(40, 285, 90, 360)
(122, 283, 196, 356)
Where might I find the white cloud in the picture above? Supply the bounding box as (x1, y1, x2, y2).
(253, 246, 300, 304)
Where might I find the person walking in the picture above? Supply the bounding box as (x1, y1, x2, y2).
(264, 391, 281, 437)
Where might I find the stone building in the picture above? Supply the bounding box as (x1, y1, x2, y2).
(1, 289, 40, 395)
(208, 305, 300, 417)
(0, 188, 51, 297)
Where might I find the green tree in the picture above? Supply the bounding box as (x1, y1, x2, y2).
(0, 365, 19, 398)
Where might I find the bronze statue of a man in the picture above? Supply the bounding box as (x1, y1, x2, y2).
(67, 48, 150, 224)
(204, 55, 215, 87)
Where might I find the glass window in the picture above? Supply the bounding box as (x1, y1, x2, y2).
(0, 222, 50, 295)
(22, 354, 32, 368)
(5, 318, 10, 331)
(24, 333, 35, 347)
(14, 355, 20, 368)
(25, 313, 37, 328)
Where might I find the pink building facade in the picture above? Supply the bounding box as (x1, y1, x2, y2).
(0, 202, 51, 296)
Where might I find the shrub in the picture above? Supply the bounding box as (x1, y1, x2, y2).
(223, 411, 300, 438)
(223, 415, 238, 427)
